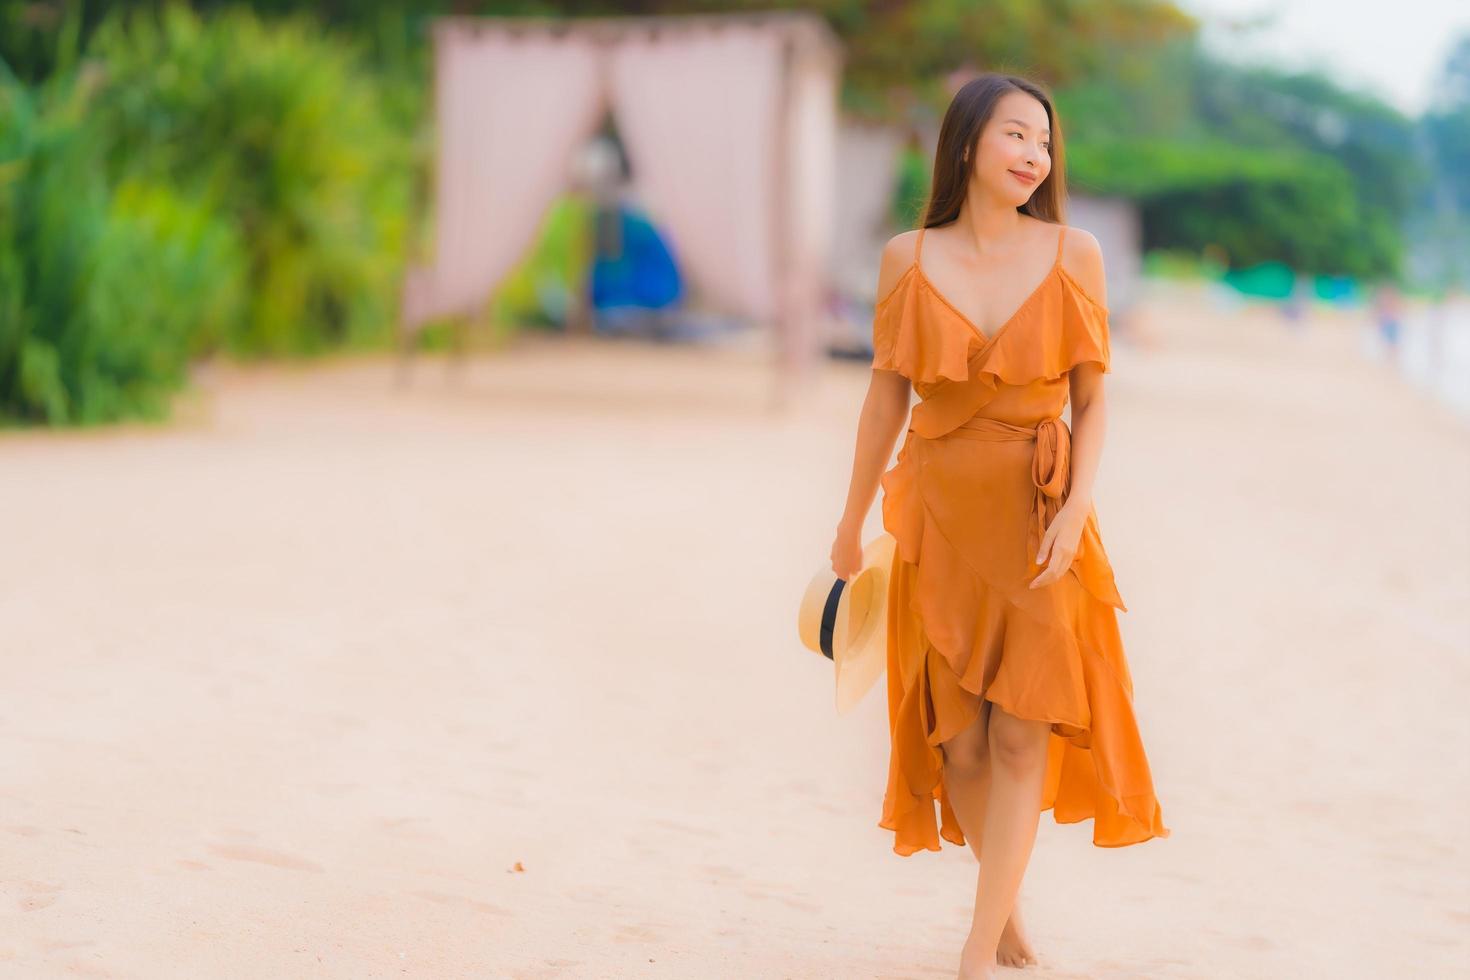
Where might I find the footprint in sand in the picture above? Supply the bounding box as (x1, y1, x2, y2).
(1231, 934, 1276, 951)
(612, 923, 662, 944)
(409, 890, 512, 916)
(779, 895, 822, 912)
(648, 817, 707, 837)
(380, 816, 442, 841)
(206, 843, 324, 872)
(742, 887, 780, 903)
(16, 880, 62, 912)
(697, 864, 744, 880)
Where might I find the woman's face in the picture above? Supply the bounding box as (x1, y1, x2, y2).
(969, 91, 1052, 204)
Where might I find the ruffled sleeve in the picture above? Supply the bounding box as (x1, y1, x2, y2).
(871, 270, 977, 383)
(870, 293, 900, 372)
(904, 270, 1116, 440)
(975, 269, 1112, 386)
(1054, 268, 1112, 375)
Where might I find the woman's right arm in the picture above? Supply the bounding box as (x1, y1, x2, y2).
(830, 234, 916, 580)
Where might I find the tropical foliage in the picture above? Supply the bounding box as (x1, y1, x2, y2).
(1, 1, 1465, 426)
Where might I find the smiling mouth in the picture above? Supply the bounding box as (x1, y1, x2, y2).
(1009, 170, 1037, 184)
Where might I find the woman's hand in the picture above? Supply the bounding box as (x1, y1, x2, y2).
(1029, 500, 1087, 588)
(830, 519, 866, 582)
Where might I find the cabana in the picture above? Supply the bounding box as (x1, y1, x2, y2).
(399, 12, 843, 407)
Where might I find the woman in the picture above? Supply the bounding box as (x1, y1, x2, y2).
(829, 74, 1170, 979)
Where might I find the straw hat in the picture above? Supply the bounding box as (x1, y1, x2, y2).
(796, 531, 896, 715)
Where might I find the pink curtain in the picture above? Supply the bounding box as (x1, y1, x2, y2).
(607, 28, 783, 322)
(402, 29, 606, 327)
(829, 123, 904, 298)
(778, 52, 839, 373)
(401, 16, 840, 375)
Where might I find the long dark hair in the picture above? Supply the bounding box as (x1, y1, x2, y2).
(920, 74, 1067, 229)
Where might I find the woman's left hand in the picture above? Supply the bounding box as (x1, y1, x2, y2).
(1029, 500, 1087, 589)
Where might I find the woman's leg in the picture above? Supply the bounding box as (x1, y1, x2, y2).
(954, 701, 1052, 978)
(939, 701, 1039, 969)
(938, 698, 994, 857)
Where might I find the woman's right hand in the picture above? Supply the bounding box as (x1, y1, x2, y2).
(830, 520, 866, 582)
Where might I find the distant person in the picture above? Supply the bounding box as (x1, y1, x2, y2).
(1281, 271, 1310, 332)
(580, 135, 684, 339)
(826, 73, 1169, 979)
(590, 204, 683, 336)
(1372, 282, 1404, 353)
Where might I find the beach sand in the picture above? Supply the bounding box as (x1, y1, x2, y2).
(2, 285, 1467, 978)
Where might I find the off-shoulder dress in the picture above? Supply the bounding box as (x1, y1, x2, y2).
(872, 222, 1170, 855)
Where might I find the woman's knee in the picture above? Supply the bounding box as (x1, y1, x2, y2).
(941, 732, 989, 779)
(987, 704, 1050, 777)
(940, 705, 992, 779)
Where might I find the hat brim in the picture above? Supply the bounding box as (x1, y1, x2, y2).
(831, 532, 896, 714)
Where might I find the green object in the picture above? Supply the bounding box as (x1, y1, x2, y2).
(890, 145, 930, 231)
(1312, 274, 1360, 303)
(489, 192, 594, 329)
(1220, 261, 1296, 300)
(89, 5, 414, 357)
(0, 62, 245, 426)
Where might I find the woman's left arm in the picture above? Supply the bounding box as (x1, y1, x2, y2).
(1064, 229, 1112, 512)
(1031, 367, 1109, 587)
(1031, 231, 1110, 588)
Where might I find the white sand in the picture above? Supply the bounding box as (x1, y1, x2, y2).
(2, 286, 1467, 979)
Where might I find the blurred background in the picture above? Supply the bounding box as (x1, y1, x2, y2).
(2, 0, 1467, 421)
(2, 2, 1467, 979)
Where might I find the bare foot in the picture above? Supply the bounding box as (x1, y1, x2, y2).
(957, 936, 998, 979)
(996, 902, 1038, 968)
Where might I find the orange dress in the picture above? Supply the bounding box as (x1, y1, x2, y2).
(873, 223, 1169, 856)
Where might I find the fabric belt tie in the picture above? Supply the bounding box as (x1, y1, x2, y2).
(951, 415, 1072, 564)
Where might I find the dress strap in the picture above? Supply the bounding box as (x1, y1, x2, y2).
(1054, 224, 1066, 264)
(915, 226, 926, 264)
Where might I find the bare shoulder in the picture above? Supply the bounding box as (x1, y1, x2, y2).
(1057, 224, 1107, 308)
(875, 229, 921, 302)
(881, 228, 921, 267)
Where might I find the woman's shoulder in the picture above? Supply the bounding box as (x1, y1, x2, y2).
(882, 227, 923, 258)
(1054, 221, 1101, 259)
(1055, 223, 1108, 310)
(874, 229, 922, 304)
